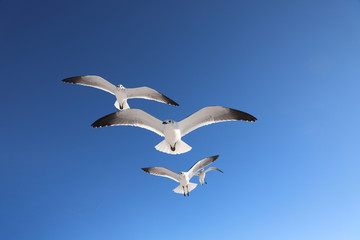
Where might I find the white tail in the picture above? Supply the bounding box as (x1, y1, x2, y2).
(155, 140, 192, 155)
(173, 183, 198, 194)
(114, 100, 120, 110)
(114, 100, 130, 110)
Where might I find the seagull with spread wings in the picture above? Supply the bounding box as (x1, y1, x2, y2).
(142, 155, 220, 196)
(92, 106, 257, 154)
(195, 167, 223, 185)
(62, 75, 179, 110)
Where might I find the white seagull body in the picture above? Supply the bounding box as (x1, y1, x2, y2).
(62, 75, 179, 110)
(92, 106, 257, 154)
(196, 167, 223, 185)
(142, 155, 220, 196)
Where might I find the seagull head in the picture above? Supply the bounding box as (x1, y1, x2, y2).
(162, 119, 175, 125)
(117, 84, 125, 90)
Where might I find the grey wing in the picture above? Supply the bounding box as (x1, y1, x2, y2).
(142, 167, 180, 182)
(62, 75, 117, 95)
(179, 106, 257, 137)
(91, 109, 164, 137)
(205, 167, 224, 173)
(126, 87, 179, 106)
(188, 155, 220, 179)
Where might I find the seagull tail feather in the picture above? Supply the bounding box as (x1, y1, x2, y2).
(187, 182, 198, 193)
(114, 100, 130, 110)
(155, 140, 192, 155)
(173, 184, 184, 194)
(114, 100, 120, 110)
(173, 183, 198, 194)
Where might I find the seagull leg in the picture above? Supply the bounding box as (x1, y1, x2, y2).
(183, 186, 186, 197)
(187, 186, 189, 196)
(205, 181, 207, 184)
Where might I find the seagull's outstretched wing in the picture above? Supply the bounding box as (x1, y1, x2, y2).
(178, 106, 257, 137)
(91, 109, 164, 136)
(62, 75, 117, 95)
(187, 155, 219, 179)
(126, 87, 179, 106)
(142, 167, 180, 182)
(205, 167, 223, 173)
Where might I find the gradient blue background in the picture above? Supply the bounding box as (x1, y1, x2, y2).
(1, 0, 360, 239)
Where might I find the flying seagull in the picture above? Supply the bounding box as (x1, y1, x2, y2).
(195, 167, 223, 185)
(92, 106, 257, 154)
(142, 155, 220, 196)
(62, 75, 179, 110)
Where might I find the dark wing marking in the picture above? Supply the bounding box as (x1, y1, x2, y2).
(91, 109, 164, 137)
(187, 155, 220, 179)
(142, 167, 179, 182)
(62, 75, 117, 95)
(126, 87, 179, 106)
(205, 167, 223, 173)
(179, 106, 257, 137)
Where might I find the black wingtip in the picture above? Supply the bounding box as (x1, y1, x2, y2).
(91, 121, 110, 128)
(62, 76, 80, 83)
(165, 97, 180, 107)
(209, 155, 220, 163)
(229, 107, 257, 122)
(61, 77, 69, 83)
(91, 119, 103, 128)
(142, 167, 151, 173)
(158, 92, 180, 107)
(91, 111, 118, 128)
(172, 101, 180, 107)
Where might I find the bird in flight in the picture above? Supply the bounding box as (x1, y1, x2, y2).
(62, 75, 179, 110)
(92, 106, 257, 154)
(195, 167, 223, 185)
(142, 155, 221, 196)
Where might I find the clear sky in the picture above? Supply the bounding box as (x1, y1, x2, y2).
(1, 0, 360, 239)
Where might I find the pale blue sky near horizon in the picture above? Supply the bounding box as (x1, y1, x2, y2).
(1, 0, 360, 239)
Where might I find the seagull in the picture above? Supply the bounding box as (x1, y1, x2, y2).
(142, 155, 220, 196)
(62, 75, 179, 110)
(92, 106, 257, 154)
(195, 167, 223, 185)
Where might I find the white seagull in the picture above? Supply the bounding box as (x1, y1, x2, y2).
(91, 106, 257, 154)
(142, 155, 220, 196)
(195, 167, 223, 185)
(62, 75, 179, 110)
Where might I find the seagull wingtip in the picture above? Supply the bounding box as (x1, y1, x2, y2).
(169, 100, 180, 106)
(228, 107, 257, 122)
(62, 77, 78, 84)
(91, 122, 102, 128)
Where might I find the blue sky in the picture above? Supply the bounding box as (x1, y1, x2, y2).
(1, 0, 360, 239)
